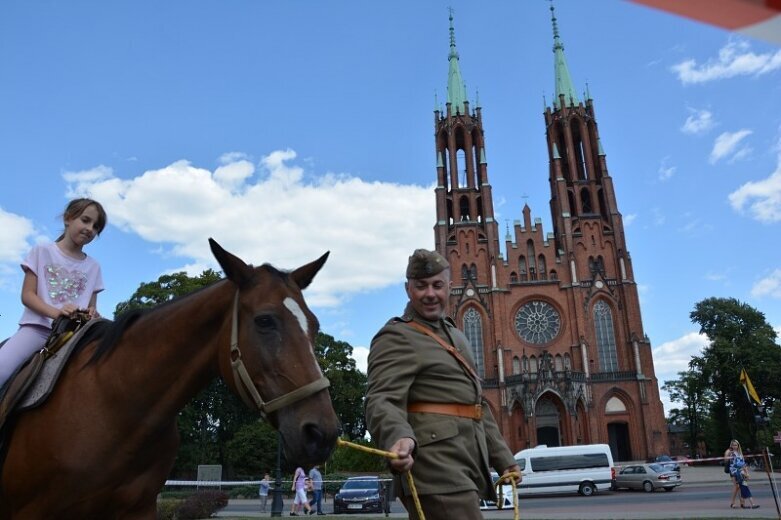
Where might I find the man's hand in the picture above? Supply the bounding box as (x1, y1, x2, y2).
(388, 437, 416, 473)
(499, 464, 522, 484)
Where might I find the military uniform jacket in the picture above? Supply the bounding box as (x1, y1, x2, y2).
(365, 304, 516, 499)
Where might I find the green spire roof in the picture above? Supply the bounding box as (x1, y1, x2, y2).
(447, 9, 467, 114)
(550, 2, 579, 108)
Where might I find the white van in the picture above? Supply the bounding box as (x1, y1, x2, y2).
(513, 444, 615, 497)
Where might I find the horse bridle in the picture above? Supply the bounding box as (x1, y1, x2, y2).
(228, 291, 331, 415)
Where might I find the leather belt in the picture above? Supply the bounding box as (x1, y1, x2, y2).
(407, 402, 482, 420)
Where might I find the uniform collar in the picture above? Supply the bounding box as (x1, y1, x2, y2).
(402, 302, 445, 330)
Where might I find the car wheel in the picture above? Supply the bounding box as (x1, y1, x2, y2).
(579, 482, 596, 496)
(643, 481, 654, 493)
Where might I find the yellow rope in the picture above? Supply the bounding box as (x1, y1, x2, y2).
(337, 438, 425, 520)
(336, 438, 520, 520)
(494, 471, 521, 520)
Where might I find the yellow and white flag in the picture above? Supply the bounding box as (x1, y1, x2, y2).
(739, 368, 761, 405)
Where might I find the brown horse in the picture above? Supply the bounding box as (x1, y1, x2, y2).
(0, 239, 339, 518)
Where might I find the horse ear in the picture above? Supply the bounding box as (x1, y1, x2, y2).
(291, 251, 329, 290)
(209, 238, 254, 287)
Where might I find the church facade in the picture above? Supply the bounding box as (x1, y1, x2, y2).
(433, 8, 669, 461)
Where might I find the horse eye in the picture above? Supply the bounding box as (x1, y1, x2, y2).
(254, 315, 276, 330)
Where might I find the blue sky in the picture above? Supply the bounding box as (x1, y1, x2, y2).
(1, 1, 780, 415)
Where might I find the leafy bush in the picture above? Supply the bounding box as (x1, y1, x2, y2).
(175, 490, 229, 519)
(156, 498, 182, 520)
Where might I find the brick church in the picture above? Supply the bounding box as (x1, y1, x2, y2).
(433, 7, 669, 461)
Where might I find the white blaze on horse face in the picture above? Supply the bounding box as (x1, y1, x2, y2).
(284, 297, 309, 337)
(283, 297, 321, 371)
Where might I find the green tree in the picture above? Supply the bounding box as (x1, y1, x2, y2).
(315, 332, 368, 440)
(689, 297, 781, 451)
(662, 367, 713, 455)
(114, 270, 222, 314)
(327, 438, 386, 473)
(225, 420, 279, 477)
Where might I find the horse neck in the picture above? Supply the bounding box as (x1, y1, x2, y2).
(108, 280, 234, 415)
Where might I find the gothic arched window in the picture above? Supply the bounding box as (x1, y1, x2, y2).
(594, 300, 618, 372)
(512, 356, 521, 375)
(463, 308, 485, 377)
(537, 254, 547, 280)
(581, 188, 593, 213)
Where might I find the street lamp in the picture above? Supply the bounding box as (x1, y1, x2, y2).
(271, 431, 284, 517)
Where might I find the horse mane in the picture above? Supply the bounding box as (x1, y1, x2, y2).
(74, 310, 145, 367)
(75, 264, 290, 367)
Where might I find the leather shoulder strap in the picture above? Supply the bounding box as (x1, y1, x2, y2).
(406, 321, 481, 382)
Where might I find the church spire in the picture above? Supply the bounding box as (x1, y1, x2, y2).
(550, 1, 579, 108)
(447, 8, 468, 114)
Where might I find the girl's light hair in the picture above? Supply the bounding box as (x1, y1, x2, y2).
(56, 198, 107, 241)
(730, 439, 743, 455)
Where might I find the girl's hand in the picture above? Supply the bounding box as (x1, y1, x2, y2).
(85, 306, 101, 319)
(59, 304, 78, 317)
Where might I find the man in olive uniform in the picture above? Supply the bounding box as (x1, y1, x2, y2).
(365, 249, 520, 519)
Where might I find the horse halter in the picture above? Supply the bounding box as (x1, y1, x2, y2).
(228, 291, 330, 415)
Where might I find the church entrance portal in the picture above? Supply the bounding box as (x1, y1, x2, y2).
(607, 422, 631, 462)
(535, 398, 561, 447)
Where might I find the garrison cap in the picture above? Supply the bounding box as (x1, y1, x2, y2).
(406, 249, 449, 279)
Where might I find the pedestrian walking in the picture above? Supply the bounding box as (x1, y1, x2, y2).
(308, 465, 325, 515)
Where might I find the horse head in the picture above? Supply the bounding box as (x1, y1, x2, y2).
(209, 238, 339, 465)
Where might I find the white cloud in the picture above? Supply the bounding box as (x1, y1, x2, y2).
(0, 207, 37, 287)
(704, 270, 728, 282)
(680, 108, 714, 135)
(62, 149, 435, 307)
(623, 213, 637, 226)
(653, 331, 709, 416)
(0, 207, 35, 264)
(709, 129, 752, 164)
(62, 164, 114, 186)
(658, 156, 676, 181)
(671, 40, 781, 84)
(751, 269, 781, 298)
(351, 346, 369, 375)
(728, 146, 781, 223)
(652, 331, 709, 378)
(218, 151, 250, 165)
(214, 160, 254, 192)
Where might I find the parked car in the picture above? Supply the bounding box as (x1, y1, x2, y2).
(614, 463, 683, 492)
(333, 476, 386, 514)
(648, 455, 681, 473)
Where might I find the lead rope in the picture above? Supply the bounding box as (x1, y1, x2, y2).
(494, 471, 522, 519)
(336, 439, 521, 520)
(337, 439, 425, 520)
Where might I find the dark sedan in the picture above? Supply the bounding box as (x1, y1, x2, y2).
(333, 476, 386, 514)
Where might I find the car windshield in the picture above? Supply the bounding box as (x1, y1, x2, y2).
(648, 463, 667, 473)
(656, 455, 672, 462)
(342, 479, 379, 490)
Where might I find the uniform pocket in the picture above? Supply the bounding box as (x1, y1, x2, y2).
(415, 418, 459, 447)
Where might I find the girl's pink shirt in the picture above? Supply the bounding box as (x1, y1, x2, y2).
(19, 241, 104, 328)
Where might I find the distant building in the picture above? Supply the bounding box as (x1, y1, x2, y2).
(432, 7, 668, 461)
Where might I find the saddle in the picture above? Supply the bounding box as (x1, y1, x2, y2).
(0, 312, 97, 434)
